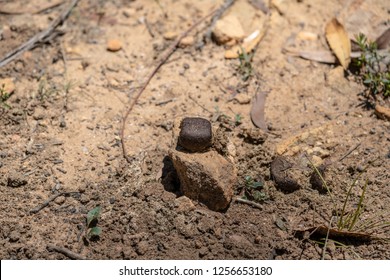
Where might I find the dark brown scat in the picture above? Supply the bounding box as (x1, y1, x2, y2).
(178, 117, 212, 152)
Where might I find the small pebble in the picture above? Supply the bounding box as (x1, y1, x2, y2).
(163, 31, 177, 40)
(107, 39, 122, 52)
(179, 36, 195, 47)
(54, 195, 66, 205)
(356, 165, 365, 172)
(9, 231, 20, 242)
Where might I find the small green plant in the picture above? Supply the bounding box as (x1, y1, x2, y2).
(0, 84, 11, 109)
(308, 157, 389, 236)
(36, 78, 57, 100)
(237, 48, 254, 81)
(84, 206, 102, 243)
(234, 113, 242, 126)
(355, 33, 389, 98)
(214, 107, 243, 128)
(243, 175, 268, 202)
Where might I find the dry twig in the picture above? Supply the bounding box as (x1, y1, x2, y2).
(30, 192, 79, 214)
(233, 196, 264, 210)
(47, 244, 86, 260)
(120, 8, 220, 162)
(0, 0, 79, 68)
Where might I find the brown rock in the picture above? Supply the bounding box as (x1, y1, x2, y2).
(7, 172, 27, 188)
(212, 15, 245, 45)
(107, 39, 122, 52)
(270, 156, 302, 193)
(163, 31, 178, 40)
(375, 104, 390, 121)
(54, 195, 66, 205)
(179, 36, 195, 47)
(174, 196, 195, 213)
(169, 149, 236, 211)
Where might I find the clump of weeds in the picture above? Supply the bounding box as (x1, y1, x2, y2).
(354, 33, 389, 100)
(0, 84, 11, 109)
(237, 48, 254, 82)
(213, 106, 243, 129)
(242, 175, 269, 202)
(305, 157, 389, 257)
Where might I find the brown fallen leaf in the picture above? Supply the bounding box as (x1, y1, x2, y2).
(325, 18, 351, 69)
(284, 48, 336, 64)
(375, 28, 390, 50)
(250, 91, 267, 130)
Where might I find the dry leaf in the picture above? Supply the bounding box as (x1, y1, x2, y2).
(250, 91, 267, 130)
(325, 18, 351, 69)
(284, 48, 336, 64)
(375, 28, 390, 49)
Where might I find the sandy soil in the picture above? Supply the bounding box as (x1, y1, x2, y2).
(0, 0, 389, 260)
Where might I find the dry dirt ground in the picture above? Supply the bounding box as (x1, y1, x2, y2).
(0, 0, 389, 260)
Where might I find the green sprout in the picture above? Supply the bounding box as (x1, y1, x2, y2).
(84, 206, 102, 243)
(237, 47, 254, 81)
(243, 175, 268, 202)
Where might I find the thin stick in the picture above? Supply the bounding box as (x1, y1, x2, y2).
(120, 8, 218, 162)
(233, 196, 264, 210)
(47, 244, 86, 260)
(338, 142, 361, 162)
(0, 0, 79, 68)
(188, 94, 213, 114)
(321, 217, 333, 260)
(30, 192, 79, 214)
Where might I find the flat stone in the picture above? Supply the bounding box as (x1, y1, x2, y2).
(169, 149, 236, 211)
